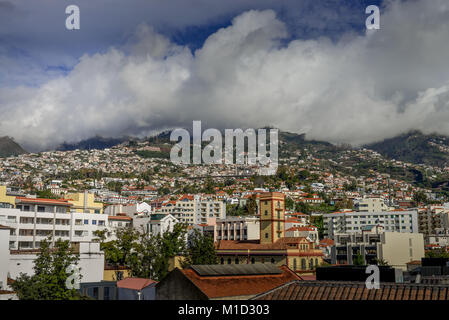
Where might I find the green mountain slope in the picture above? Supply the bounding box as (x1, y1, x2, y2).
(0, 136, 27, 158)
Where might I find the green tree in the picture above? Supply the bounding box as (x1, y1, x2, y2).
(285, 197, 295, 210)
(11, 238, 86, 300)
(129, 223, 188, 281)
(353, 253, 365, 266)
(413, 191, 428, 206)
(183, 229, 218, 267)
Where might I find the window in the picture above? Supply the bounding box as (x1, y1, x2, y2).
(264, 210, 268, 216)
(84, 219, 89, 225)
(220, 258, 224, 264)
(37, 206, 45, 212)
(293, 259, 297, 270)
(94, 209, 100, 214)
(227, 258, 232, 264)
(301, 259, 306, 270)
(271, 258, 275, 264)
(92, 220, 97, 225)
(251, 258, 255, 264)
(104, 287, 110, 300)
(265, 233, 269, 239)
(235, 258, 239, 264)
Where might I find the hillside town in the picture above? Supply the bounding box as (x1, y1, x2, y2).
(1, 137, 449, 301)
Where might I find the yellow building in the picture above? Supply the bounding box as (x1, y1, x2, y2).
(103, 266, 132, 281)
(216, 192, 323, 275)
(0, 185, 15, 208)
(65, 191, 103, 214)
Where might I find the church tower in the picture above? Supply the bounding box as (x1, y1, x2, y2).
(259, 192, 285, 244)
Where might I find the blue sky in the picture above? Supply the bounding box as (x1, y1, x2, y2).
(0, 0, 383, 87)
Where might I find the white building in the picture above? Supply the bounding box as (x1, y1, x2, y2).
(215, 216, 260, 241)
(323, 210, 419, 239)
(0, 203, 108, 250)
(148, 214, 178, 236)
(354, 197, 390, 213)
(157, 195, 226, 226)
(9, 242, 105, 283)
(104, 202, 152, 217)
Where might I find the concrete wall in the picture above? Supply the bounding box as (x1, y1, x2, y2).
(156, 268, 208, 300)
(9, 242, 104, 283)
(380, 232, 425, 270)
(0, 228, 9, 290)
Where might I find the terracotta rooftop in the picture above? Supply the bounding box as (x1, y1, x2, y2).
(16, 196, 72, 206)
(108, 215, 132, 221)
(181, 265, 300, 299)
(253, 280, 449, 300)
(117, 277, 157, 291)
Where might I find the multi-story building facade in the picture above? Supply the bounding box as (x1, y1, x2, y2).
(323, 210, 419, 239)
(0, 196, 108, 249)
(65, 191, 104, 214)
(215, 216, 259, 241)
(157, 195, 225, 225)
(354, 197, 389, 212)
(331, 228, 425, 270)
(418, 205, 449, 235)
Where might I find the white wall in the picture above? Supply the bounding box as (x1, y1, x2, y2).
(0, 228, 9, 290)
(380, 232, 425, 270)
(9, 242, 104, 283)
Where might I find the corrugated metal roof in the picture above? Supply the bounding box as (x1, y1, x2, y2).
(190, 264, 283, 276)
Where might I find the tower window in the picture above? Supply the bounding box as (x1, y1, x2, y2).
(265, 233, 269, 238)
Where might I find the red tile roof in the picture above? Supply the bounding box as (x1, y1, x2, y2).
(117, 277, 157, 290)
(253, 281, 449, 300)
(181, 265, 300, 299)
(16, 196, 72, 206)
(108, 215, 132, 221)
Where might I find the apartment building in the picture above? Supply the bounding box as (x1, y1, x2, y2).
(65, 191, 104, 214)
(354, 197, 389, 212)
(157, 195, 225, 225)
(331, 229, 425, 270)
(323, 210, 419, 239)
(0, 186, 15, 208)
(0, 201, 107, 249)
(418, 204, 449, 235)
(215, 216, 259, 241)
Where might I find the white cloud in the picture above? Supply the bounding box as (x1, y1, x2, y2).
(1, 0, 449, 151)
